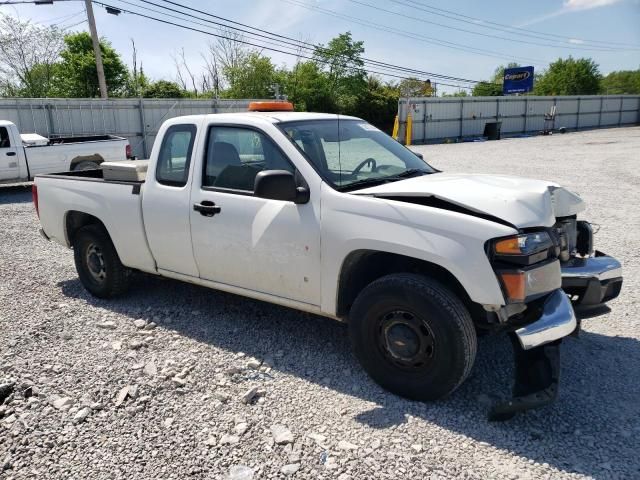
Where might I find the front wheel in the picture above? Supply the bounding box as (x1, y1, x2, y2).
(73, 224, 131, 298)
(349, 273, 477, 401)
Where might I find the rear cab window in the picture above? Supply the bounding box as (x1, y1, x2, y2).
(156, 124, 197, 187)
(0, 127, 11, 148)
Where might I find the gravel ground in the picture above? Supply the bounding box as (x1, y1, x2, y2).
(1, 126, 639, 480)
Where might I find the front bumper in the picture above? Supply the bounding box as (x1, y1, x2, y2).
(561, 251, 623, 305)
(489, 289, 573, 420)
(514, 289, 577, 350)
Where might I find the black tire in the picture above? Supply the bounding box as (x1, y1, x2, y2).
(349, 273, 477, 401)
(73, 224, 130, 298)
(73, 161, 100, 171)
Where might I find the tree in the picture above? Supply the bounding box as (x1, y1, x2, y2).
(534, 57, 601, 96)
(221, 52, 276, 99)
(314, 31, 366, 109)
(206, 30, 249, 92)
(143, 80, 185, 98)
(53, 32, 128, 97)
(398, 77, 434, 97)
(0, 14, 64, 97)
(278, 60, 334, 112)
(442, 90, 468, 97)
(601, 69, 640, 94)
(354, 75, 399, 131)
(472, 81, 503, 96)
(471, 63, 520, 97)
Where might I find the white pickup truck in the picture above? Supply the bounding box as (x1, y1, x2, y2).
(0, 120, 131, 183)
(33, 102, 622, 420)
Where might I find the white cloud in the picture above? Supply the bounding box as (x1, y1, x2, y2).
(568, 38, 585, 43)
(516, 0, 625, 27)
(563, 0, 623, 10)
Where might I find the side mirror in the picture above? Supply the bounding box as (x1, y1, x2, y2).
(414, 151, 424, 160)
(254, 170, 309, 204)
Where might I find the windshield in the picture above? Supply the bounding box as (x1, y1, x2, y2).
(279, 119, 436, 191)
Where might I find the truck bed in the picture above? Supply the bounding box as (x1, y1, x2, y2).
(35, 170, 155, 273)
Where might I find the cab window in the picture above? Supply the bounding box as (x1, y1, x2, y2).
(203, 126, 294, 192)
(156, 124, 196, 187)
(0, 127, 10, 148)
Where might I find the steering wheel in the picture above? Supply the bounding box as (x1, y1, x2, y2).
(352, 157, 377, 175)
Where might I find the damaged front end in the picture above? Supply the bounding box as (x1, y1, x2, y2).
(555, 219, 623, 306)
(481, 231, 578, 421)
(488, 289, 575, 421)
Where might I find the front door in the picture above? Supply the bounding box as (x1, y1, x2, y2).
(189, 125, 321, 306)
(0, 126, 20, 181)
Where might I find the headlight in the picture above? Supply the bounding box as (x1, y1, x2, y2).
(493, 231, 554, 265)
(498, 260, 562, 303)
(495, 232, 553, 256)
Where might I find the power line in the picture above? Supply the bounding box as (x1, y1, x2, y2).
(277, 0, 549, 65)
(0, 0, 74, 4)
(93, 1, 475, 90)
(138, 0, 479, 83)
(290, 2, 550, 64)
(128, 0, 479, 84)
(59, 18, 86, 29)
(31, 8, 85, 25)
(347, 0, 627, 52)
(393, 0, 640, 49)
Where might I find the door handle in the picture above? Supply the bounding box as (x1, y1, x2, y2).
(6, 151, 16, 156)
(193, 200, 221, 217)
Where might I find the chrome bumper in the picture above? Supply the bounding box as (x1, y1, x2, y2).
(561, 252, 623, 305)
(515, 289, 577, 350)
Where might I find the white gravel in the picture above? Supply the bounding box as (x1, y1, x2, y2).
(1, 126, 639, 479)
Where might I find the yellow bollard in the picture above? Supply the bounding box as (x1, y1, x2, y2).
(405, 113, 413, 146)
(392, 115, 399, 140)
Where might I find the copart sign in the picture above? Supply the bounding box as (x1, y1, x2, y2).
(503, 66, 534, 94)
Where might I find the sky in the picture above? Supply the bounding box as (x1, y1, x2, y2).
(2, 0, 640, 93)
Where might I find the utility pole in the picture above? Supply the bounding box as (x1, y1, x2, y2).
(84, 0, 108, 99)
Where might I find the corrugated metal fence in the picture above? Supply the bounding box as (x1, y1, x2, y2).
(397, 95, 640, 144)
(0, 98, 252, 158)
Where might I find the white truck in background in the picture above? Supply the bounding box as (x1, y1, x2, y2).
(0, 120, 131, 183)
(32, 102, 623, 420)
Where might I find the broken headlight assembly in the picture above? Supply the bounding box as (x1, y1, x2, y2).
(489, 231, 561, 304)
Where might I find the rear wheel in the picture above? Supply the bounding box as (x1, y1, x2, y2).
(73, 224, 130, 298)
(349, 273, 477, 401)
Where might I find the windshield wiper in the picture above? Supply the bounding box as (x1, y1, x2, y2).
(393, 168, 431, 178)
(339, 169, 432, 192)
(337, 176, 393, 192)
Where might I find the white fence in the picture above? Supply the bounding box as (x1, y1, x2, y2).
(0, 98, 253, 158)
(397, 95, 640, 144)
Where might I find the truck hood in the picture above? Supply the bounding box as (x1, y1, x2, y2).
(354, 173, 585, 228)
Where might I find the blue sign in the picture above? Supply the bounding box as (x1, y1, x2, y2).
(503, 66, 534, 94)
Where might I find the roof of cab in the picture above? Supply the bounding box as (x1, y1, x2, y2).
(170, 111, 362, 124)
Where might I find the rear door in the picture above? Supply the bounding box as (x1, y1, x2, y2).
(0, 126, 20, 181)
(141, 122, 200, 277)
(189, 123, 321, 306)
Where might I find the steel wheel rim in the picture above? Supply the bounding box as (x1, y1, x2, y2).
(377, 310, 436, 371)
(86, 243, 106, 283)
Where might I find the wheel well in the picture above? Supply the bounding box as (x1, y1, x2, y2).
(70, 154, 104, 170)
(336, 250, 484, 320)
(65, 211, 107, 246)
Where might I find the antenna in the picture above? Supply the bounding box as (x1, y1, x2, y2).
(337, 113, 342, 186)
